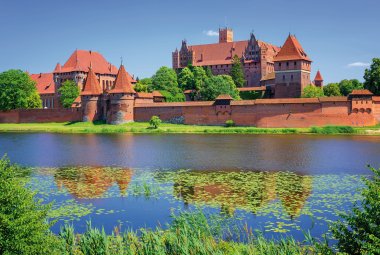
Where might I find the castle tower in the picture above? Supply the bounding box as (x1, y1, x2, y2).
(313, 70, 324, 87)
(219, 27, 233, 43)
(107, 64, 136, 124)
(80, 67, 103, 122)
(273, 35, 312, 98)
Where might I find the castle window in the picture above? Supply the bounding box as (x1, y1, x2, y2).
(286, 62, 289, 67)
(291, 75, 293, 81)
(294, 62, 297, 66)
(283, 75, 285, 81)
(279, 63, 281, 67)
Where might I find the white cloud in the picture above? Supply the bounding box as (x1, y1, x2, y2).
(347, 62, 370, 68)
(203, 30, 219, 37)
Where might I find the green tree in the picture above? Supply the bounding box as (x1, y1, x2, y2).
(152, 67, 180, 95)
(134, 82, 148, 92)
(138, 78, 153, 92)
(0, 69, 42, 110)
(331, 167, 380, 254)
(302, 85, 324, 98)
(364, 58, 380, 95)
(58, 80, 79, 108)
(178, 67, 194, 91)
(199, 75, 240, 101)
(192, 66, 208, 91)
(0, 155, 60, 254)
(230, 55, 246, 88)
(204, 66, 213, 78)
(323, 83, 341, 97)
(339, 79, 363, 96)
(149, 115, 162, 129)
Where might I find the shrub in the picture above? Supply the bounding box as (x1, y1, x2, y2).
(225, 120, 235, 127)
(149, 115, 162, 129)
(0, 155, 60, 255)
(331, 167, 380, 254)
(310, 125, 355, 134)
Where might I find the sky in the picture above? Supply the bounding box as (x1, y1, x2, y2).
(0, 0, 379, 83)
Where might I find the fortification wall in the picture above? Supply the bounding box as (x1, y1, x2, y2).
(373, 97, 380, 122)
(134, 99, 378, 128)
(0, 108, 82, 123)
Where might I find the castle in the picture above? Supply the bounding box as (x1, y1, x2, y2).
(173, 28, 323, 98)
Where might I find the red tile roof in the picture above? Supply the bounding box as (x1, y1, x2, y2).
(238, 86, 266, 92)
(80, 67, 102, 96)
(136, 92, 153, 99)
(30, 73, 55, 95)
(373, 96, 380, 102)
(260, 72, 276, 81)
(189, 40, 280, 66)
(274, 35, 311, 62)
(135, 101, 215, 107)
(314, 70, 323, 81)
(152, 91, 164, 97)
(319, 96, 348, 102)
(108, 65, 136, 94)
(215, 94, 233, 100)
(350, 89, 373, 96)
(255, 98, 319, 104)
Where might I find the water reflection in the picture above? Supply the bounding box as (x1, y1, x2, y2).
(54, 167, 133, 198)
(157, 170, 312, 218)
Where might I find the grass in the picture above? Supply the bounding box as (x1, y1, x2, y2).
(59, 210, 330, 255)
(0, 121, 378, 135)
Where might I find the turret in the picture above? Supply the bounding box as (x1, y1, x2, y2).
(313, 70, 323, 87)
(106, 64, 136, 124)
(219, 27, 233, 43)
(80, 67, 102, 122)
(273, 34, 312, 98)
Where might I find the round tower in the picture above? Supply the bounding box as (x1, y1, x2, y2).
(80, 67, 103, 122)
(107, 64, 136, 124)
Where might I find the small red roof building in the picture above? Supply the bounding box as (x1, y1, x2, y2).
(30, 73, 55, 94)
(314, 70, 323, 81)
(350, 89, 373, 96)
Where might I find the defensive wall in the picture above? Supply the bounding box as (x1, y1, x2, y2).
(135, 96, 380, 128)
(0, 96, 379, 128)
(0, 108, 82, 123)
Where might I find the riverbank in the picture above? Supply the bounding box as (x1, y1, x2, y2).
(0, 121, 379, 135)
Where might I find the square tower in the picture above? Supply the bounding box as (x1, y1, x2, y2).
(219, 28, 233, 43)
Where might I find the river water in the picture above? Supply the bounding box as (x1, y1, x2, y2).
(1, 133, 379, 240)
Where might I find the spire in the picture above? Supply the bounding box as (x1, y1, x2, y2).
(274, 34, 311, 62)
(54, 63, 61, 73)
(314, 70, 323, 81)
(108, 64, 136, 94)
(80, 67, 102, 96)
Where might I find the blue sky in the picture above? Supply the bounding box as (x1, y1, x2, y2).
(0, 0, 378, 83)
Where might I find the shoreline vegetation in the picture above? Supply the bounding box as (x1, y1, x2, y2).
(0, 121, 379, 135)
(1, 155, 379, 254)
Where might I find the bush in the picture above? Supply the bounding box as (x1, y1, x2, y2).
(149, 116, 162, 129)
(225, 120, 235, 127)
(310, 125, 355, 134)
(0, 155, 60, 255)
(331, 167, 380, 254)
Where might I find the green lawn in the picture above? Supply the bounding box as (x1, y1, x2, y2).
(0, 121, 379, 135)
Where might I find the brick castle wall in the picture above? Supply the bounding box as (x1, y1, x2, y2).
(134, 99, 378, 128)
(0, 108, 82, 123)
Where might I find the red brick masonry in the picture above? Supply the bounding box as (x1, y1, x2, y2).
(0, 97, 379, 128)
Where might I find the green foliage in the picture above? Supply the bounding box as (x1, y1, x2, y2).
(152, 66, 180, 95)
(323, 83, 341, 97)
(331, 167, 380, 254)
(310, 125, 355, 134)
(364, 58, 380, 95)
(192, 66, 208, 91)
(204, 66, 213, 78)
(225, 120, 235, 127)
(230, 55, 246, 88)
(79, 222, 109, 255)
(0, 155, 60, 255)
(199, 75, 240, 101)
(58, 80, 79, 108)
(159, 90, 185, 102)
(134, 78, 153, 92)
(178, 67, 195, 90)
(149, 115, 162, 129)
(0, 69, 42, 110)
(302, 85, 324, 98)
(339, 79, 363, 96)
(239, 90, 263, 100)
